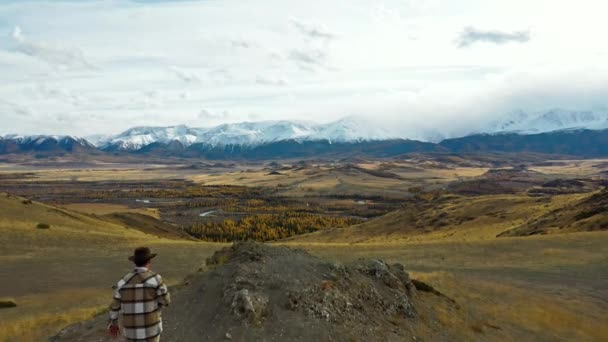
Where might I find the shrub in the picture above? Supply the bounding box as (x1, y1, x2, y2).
(22, 199, 33, 205)
(187, 212, 364, 242)
(0, 300, 17, 309)
(36, 223, 51, 229)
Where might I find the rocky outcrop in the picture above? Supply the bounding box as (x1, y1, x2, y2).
(52, 242, 458, 342)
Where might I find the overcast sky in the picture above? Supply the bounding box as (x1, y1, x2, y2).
(0, 0, 607, 136)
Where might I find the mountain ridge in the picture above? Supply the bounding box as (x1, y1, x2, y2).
(95, 118, 400, 151)
(3, 109, 608, 158)
(92, 109, 608, 150)
(0, 135, 96, 155)
(484, 108, 608, 134)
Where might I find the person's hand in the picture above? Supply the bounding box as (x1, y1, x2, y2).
(107, 321, 120, 339)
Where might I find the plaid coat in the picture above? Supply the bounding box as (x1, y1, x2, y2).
(109, 267, 171, 341)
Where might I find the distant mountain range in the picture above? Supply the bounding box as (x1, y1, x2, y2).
(93, 118, 400, 152)
(0, 135, 96, 155)
(2, 109, 608, 159)
(484, 108, 608, 134)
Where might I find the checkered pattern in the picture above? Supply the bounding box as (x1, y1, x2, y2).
(109, 267, 171, 341)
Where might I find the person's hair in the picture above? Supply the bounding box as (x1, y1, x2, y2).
(134, 259, 149, 267)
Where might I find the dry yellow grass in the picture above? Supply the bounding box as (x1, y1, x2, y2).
(0, 193, 150, 244)
(0, 194, 224, 342)
(0, 305, 107, 342)
(289, 192, 593, 244)
(285, 232, 608, 341)
(0, 164, 187, 182)
(528, 158, 608, 176)
(194, 166, 413, 198)
(62, 203, 160, 218)
(2, 159, 608, 341)
(0, 157, 605, 186)
(413, 270, 608, 341)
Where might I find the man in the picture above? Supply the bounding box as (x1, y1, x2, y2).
(108, 247, 171, 341)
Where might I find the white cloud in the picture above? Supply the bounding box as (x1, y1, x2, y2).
(230, 38, 254, 49)
(0, 100, 35, 117)
(255, 75, 288, 86)
(288, 49, 327, 67)
(197, 109, 232, 124)
(289, 17, 336, 41)
(457, 26, 530, 48)
(169, 66, 201, 83)
(11, 26, 94, 70)
(0, 0, 606, 137)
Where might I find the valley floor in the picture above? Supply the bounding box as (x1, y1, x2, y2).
(1, 157, 608, 341)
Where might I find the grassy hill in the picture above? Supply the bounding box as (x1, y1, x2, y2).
(0, 193, 222, 342)
(0, 193, 154, 250)
(100, 212, 196, 240)
(289, 192, 594, 244)
(499, 189, 608, 236)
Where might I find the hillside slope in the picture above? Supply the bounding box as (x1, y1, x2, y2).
(0, 136, 97, 155)
(0, 192, 221, 342)
(440, 129, 608, 157)
(0, 193, 154, 249)
(52, 242, 465, 342)
(499, 189, 608, 236)
(101, 212, 195, 241)
(289, 193, 587, 243)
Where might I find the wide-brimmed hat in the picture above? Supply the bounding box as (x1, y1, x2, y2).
(128, 247, 157, 263)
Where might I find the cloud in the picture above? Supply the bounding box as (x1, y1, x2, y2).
(288, 48, 327, 67)
(354, 67, 608, 141)
(1, 0, 607, 137)
(169, 66, 201, 83)
(289, 17, 336, 41)
(198, 109, 228, 121)
(285, 17, 336, 71)
(457, 26, 530, 48)
(55, 112, 75, 122)
(255, 75, 288, 86)
(28, 84, 86, 106)
(14, 105, 34, 117)
(207, 68, 235, 85)
(0, 100, 35, 117)
(11, 26, 94, 70)
(230, 38, 254, 49)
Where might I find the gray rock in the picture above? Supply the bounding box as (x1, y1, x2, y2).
(229, 289, 269, 324)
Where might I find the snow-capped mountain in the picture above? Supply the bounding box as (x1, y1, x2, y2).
(484, 108, 608, 134)
(3, 134, 94, 148)
(196, 121, 318, 146)
(94, 118, 400, 151)
(82, 134, 112, 147)
(90, 110, 608, 152)
(309, 117, 399, 143)
(4, 109, 608, 157)
(0, 134, 95, 153)
(97, 125, 204, 151)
